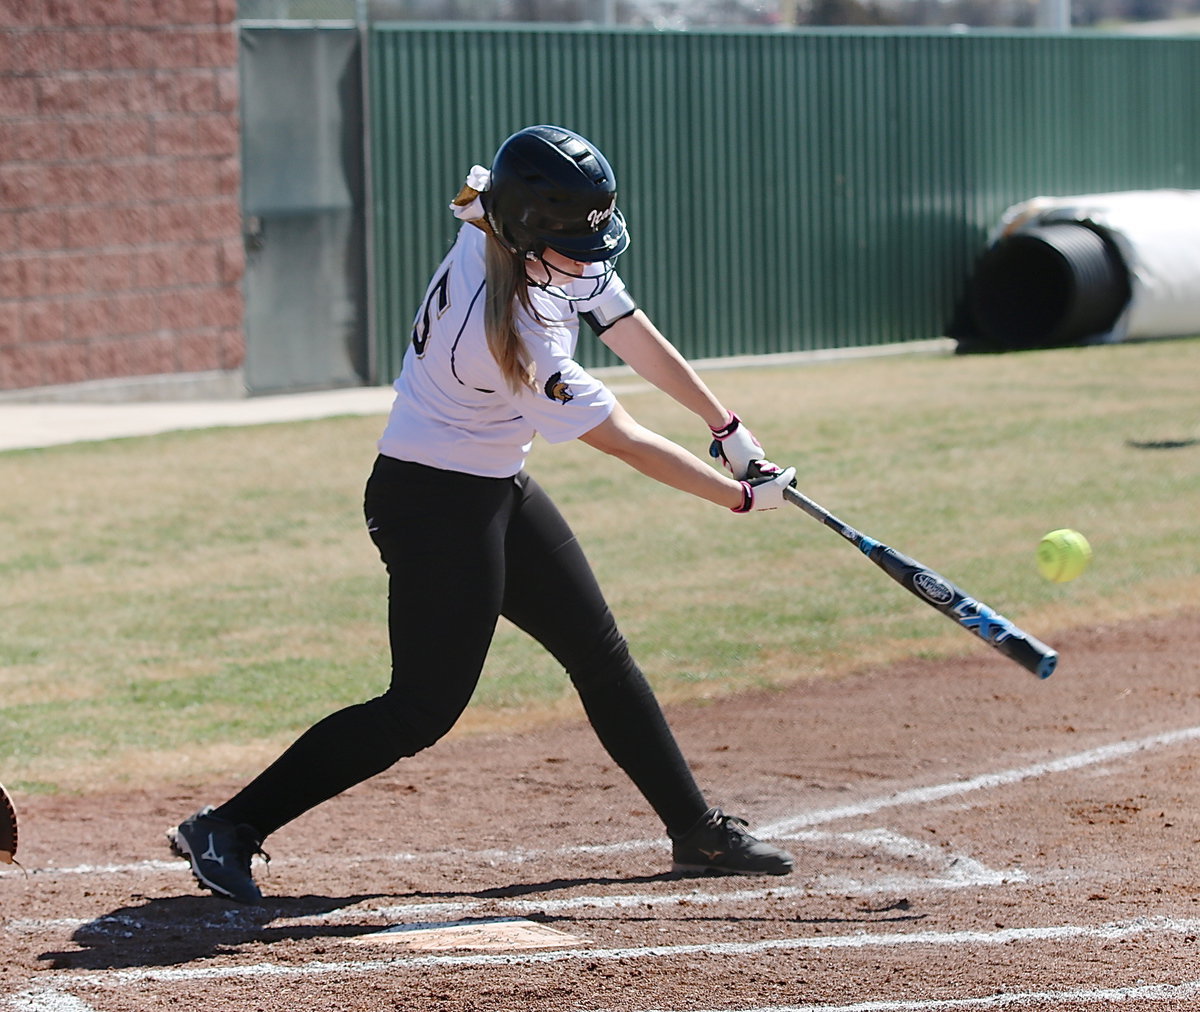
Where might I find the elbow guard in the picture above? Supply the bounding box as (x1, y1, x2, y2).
(580, 288, 637, 335)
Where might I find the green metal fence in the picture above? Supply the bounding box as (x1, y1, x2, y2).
(369, 26, 1200, 379)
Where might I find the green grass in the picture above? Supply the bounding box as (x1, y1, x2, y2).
(2, 337, 1198, 793)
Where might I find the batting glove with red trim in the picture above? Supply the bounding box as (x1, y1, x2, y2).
(731, 460, 797, 513)
(708, 412, 764, 480)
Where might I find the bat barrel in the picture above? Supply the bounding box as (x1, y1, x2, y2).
(783, 485, 1058, 680)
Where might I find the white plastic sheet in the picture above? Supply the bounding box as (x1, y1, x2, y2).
(991, 189, 1200, 342)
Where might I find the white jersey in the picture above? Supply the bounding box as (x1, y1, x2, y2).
(378, 224, 632, 478)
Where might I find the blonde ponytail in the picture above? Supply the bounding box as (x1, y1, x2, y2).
(449, 171, 539, 394)
(484, 240, 537, 394)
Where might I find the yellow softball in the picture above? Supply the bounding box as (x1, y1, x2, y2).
(1036, 529, 1092, 583)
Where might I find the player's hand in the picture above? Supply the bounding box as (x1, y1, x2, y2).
(731, 460, 797, 513)
(708, 412, 763, 480)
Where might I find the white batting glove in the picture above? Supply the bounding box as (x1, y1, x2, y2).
(731, 460, 797, 513)
(708, 412, 764, 480)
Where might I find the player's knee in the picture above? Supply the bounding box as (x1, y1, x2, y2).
(567, 625, 639, 691)
(370, 691, 467, 756)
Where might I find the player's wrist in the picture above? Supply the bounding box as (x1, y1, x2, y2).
(730, 480, 754, 513)
(708, 411, 739, 438)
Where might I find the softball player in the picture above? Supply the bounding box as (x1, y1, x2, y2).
(169, 125, 797, 903)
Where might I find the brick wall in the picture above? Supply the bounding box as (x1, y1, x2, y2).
(0, 0, 244, 395)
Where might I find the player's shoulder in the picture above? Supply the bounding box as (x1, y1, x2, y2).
(445, 223, 487, 272)
(434, 227, 487, 313)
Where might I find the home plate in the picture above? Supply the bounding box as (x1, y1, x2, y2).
(355, 917, 586, 951)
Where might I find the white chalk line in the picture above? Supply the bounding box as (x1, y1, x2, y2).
(0, 825, 1012, 893)
(760, 724, 1200, 838)
(622, 977, 1200, 1011)
(7, 991, 97, 1012)
(27, 915, 1200, 989)
(14, 975, 1200, 1012)
(0, 870, 1003, 940)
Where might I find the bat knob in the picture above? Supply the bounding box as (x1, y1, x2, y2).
(1036, 652, 1058, 679)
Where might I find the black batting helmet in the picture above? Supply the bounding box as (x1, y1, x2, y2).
(481, 125, 630, 262)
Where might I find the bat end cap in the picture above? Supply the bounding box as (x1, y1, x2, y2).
(1036, 652, 1059, 679)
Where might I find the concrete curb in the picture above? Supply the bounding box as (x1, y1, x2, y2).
(0, 339, 956, 452)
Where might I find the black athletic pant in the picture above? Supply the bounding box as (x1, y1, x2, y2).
(216, 455, 709, 840)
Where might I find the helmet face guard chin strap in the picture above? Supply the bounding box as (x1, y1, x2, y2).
(524, 250, 619, 303)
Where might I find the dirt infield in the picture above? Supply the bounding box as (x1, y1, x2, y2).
(4, 609, 1200, 1011)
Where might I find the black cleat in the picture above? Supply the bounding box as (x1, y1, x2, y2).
(167, 806, 269, 904)
(671, 807, 795, 876)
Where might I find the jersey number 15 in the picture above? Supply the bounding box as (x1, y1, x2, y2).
(411, 269, 451, 357)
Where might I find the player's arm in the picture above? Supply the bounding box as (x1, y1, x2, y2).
(597, 310, 729, 430)
(594, 309, 768, 480)
(577, 402, 792, 512)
